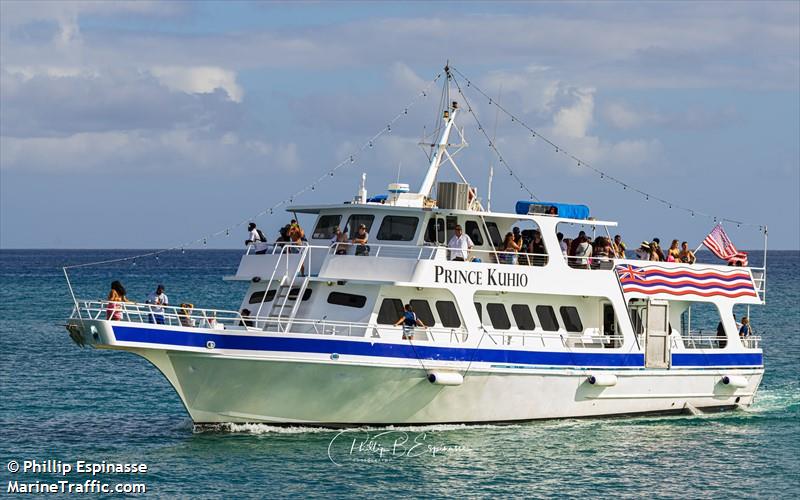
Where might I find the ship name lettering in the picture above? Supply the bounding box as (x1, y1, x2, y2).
(486, 268, 528, 287)
(434, 265, 528, 287)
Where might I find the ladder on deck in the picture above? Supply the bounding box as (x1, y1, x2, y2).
(263, 245, 310, 332)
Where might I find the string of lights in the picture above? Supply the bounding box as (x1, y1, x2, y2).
(64, 72, 444, 270)
(450, 66, 766, 232)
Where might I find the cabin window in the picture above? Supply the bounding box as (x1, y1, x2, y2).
(435, 301, 461, 328)
(511, 304, 536, 331)
(559, 306, 583, 332)
(487, 303, 511, 330)
(474, 302, 482, 322)
(377, 216, 419, 241)
(344, 214, 375, 239)
(680, 302, 728, 349)
(327, 292, 367, 308)
(485, 222, 503, 247)
(446, 216, 458, 241)
(410, 300, 436, 327)
(312, 214, 341, 240)
(377, 298, 404, 324)
(464, 220, 484, 246)
(249, 288, 311, 304)
(425, 218, 445, 243)
(536, 305, 559, 331)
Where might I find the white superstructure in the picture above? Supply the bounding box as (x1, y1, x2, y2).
(65, 68, 766, 425)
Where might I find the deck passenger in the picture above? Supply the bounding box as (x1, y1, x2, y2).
(667, 240, 681, 262)
(106, 280, 131, 321)
(651, 238, 665, 261)
(246, 222, 269, 254)
(447, 225, 474, 261)
(528, 231, 547, 266)
(739, 317, 752, 338)
(240, 308, 254, 328)
(679, 241, 697, 264)
(635, 242, 651, 260)
(331, 227, 349, 255)
(179, 303, 195, 327)
(395, 304, 425, 340)
(352, 224, 370, 256)
(557, 232, 567, 256)
(500, 232, 521, 264)
(592, 236, 613, 268)
(547, 206, 558, 215)
(613, 234, 627, 258)
(145, 284, 169, 324)
(574, 235, 592, 269)
(513, 227, 527, 265)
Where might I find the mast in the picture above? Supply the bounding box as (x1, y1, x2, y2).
(418, 64, 458, 198)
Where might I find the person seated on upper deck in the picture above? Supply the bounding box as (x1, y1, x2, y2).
(331, 227, 349, 255)
(678, 241, 697, 264)
(666, 239, 681, 262)
(245, 222, 269, 254)
(239, 308, 254, 328)
(352, 224, 370, 256)
(394, 303, 426, 340)
(739, 317, 752, 338)
(528, 230, 547, 266)
(500, 232, 522, 264)
(547, 205, 558, 216)
(613, 234, 627, 258)
(447, 224, 474, 261)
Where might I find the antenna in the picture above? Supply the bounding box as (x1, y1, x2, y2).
(487, 84, 502, 213)
(396, 162, 402, 184)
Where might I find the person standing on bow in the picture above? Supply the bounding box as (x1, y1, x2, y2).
(106, 281, 132, 321)
(447, 224, 474, 261)
(146, 284, 169, 325)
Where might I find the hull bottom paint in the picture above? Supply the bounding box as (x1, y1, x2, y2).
(134, 349, 763, 425)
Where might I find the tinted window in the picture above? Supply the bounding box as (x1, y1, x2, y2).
(485, 222, 503, 247)
(425, 218, 445, 243)
(410, 300, 436, 327)
(560, 306, 583, 332)
(327, 292, 367, 308)
(536, 305, 559, 331)
(377, 298, 404, 324)
(435, 301, 461, 328)
(377, 216, 419, 241)
(312, 214, 341, 240)
(511, 304, 536, 330)
(474, 302, 482, 322)
(249, 288, 311, 304)
(345, 214, 375, 239)
(464, 221, 484, 246)
(487, 303, 511, 330)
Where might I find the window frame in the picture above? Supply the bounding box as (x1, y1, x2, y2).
(511, 304, 536, 331)
(312, 214, 342, 240)
(344, 214, 375, 239)
(559, 306, 583, 332)
(536, 305, 560, 331)
(485, 221, 503, 247)
(377, 298, 405, 325)
(435, 300, 462, 328)
(327, 291, 367, 308)
(409, 299, 436, 327)
(376, 215, 419, 241)
(464, 220, 484, 246)
(487, 303, 511, 330)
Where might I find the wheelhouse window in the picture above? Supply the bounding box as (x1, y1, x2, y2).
(377, 298, 404, 324)
(327, 292, 367, 308)
(425, 218, 445, 243)
(559, 306, 583, 332)
(485, 222, 503, 247)
(312, 214, 341, 240)
(435, 301, 461, 328)
(536, 305, 559, 331)
(377, 216, 419, 241)
(345, 214, 375, 239)
(464, 220, 484, 246)
(487, 303, 511, 330)
(249, 288, 311, 304)
(511, 304, 536, 330)
(410, 300, 436, 327)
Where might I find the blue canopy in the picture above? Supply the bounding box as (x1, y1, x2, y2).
(367, 194, 388, 203)
(515, 201, 590, 219)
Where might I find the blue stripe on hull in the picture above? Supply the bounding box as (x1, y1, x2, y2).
(111, 326, 762, 368)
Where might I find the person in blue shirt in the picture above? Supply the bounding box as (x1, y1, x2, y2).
(394, 304, 426, 339)
(739, 317, 752, 338)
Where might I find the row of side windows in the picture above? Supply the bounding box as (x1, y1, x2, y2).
(376, 298, 462, 328)
(313, 214, 419, 241)
(476, 303, 583, 332)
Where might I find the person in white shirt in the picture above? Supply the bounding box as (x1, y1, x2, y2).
(245, 222, 269, 254)
(447, 225, 474, 261)
(146, 284, 169, 324)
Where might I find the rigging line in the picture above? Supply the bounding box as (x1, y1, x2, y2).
(450, 72, 541, 202)
(63, 72, 444, 271)
(450, 66, 764, 230)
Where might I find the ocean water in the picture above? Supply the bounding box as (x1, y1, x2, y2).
(0, 249, 797, 498)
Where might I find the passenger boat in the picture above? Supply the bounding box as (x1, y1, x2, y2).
(65, 67, 767, 425)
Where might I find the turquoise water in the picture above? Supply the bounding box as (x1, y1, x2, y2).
(1, 250, 798, 498)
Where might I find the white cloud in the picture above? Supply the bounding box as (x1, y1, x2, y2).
(151, 66, 244, 103)
(602, 102, 645, 130)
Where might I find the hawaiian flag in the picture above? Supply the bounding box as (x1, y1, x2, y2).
(703, 224, 748, 266)
(615, 264, 757, 299)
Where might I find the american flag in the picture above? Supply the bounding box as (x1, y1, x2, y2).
(703, 224, 748, 266)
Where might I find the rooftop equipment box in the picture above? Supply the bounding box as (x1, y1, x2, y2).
(437, 182, 470, 210)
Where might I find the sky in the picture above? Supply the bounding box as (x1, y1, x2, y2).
(1, 1, 798, 250)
